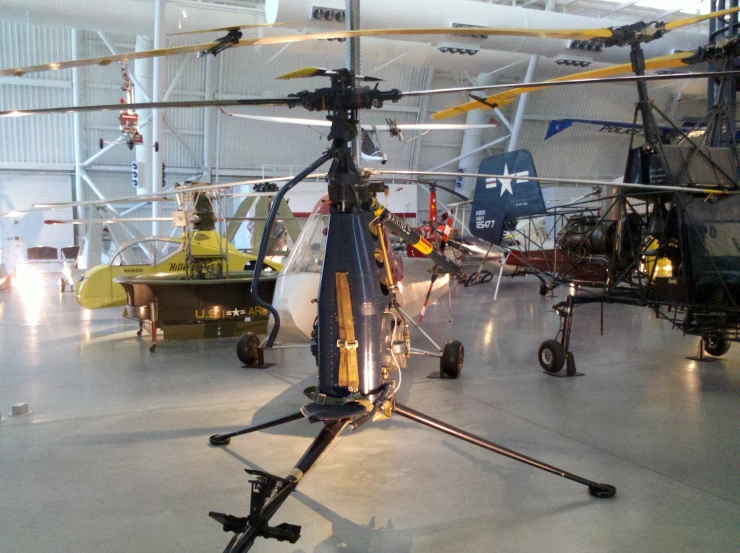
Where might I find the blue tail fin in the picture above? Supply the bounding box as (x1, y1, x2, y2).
(469, 149, 546, 245)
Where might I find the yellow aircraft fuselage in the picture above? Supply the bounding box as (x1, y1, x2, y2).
(75, 230, 280, 309)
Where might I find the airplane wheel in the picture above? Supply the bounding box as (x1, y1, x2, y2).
(538, 339, 565, 373)
(149, 345, 157, 353)
(703, 334, 731, 357)
(539, 283, 549, 296)
(136, 329, 143, 337)
(440, 340, 464, 379)
(237, 332, 261, 365)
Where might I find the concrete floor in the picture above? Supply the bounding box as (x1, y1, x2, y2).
(1, 275, 739, 553)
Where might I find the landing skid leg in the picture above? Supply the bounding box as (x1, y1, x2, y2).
(393, 403, 615, 497)
(211, 419, 350, 553)
(209, 412, 307, 446)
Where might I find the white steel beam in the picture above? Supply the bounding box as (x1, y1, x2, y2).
(151, 0, 167, 237)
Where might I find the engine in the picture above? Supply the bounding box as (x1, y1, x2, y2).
(557, 216, 616, 259)
(557, 213, 644, 265)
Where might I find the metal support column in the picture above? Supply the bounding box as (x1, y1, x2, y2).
(71, 29, 84, 253)
(456, 72, 495, 197)
(203, 54, 218, 183)
(151, 0, 166, 237)
(346, 0, 361, 165)
(134, 36, 153, 198)
(508, 0, 555, 152)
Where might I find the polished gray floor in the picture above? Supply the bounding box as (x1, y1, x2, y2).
(1, 276, 739, 553)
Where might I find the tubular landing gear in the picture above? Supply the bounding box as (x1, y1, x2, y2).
(539, 295, 583, 377)
(208, 396, 615, 553)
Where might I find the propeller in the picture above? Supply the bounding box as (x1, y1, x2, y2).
(2, 8, 737, 78)
(6, 69, 740, 118)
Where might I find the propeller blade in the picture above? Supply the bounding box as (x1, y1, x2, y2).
(374, 170, 738, 196)
(664, 6, 740, 31)
(167, 21, 294, 36)
(0, 98, 297, 118)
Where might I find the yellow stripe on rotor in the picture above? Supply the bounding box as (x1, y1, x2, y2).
(431, 52, 693, 120)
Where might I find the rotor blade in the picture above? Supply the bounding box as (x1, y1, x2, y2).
(0, 26, 630, 79)
(167, 21, 294, 36)
(219, 110, 332, 127)
(664, 6, 740, 31)
(374, 170, 738, 195)
(398, 179, 470, 200)
(0, 98, 297, 118)
(5, 8, 740, 79)
(6, 69, 740, 120)
(276, 66, 383, 81)
(371, 123, 498, 131)
(21, 174, 327, 213)
(428, 63, 732, 120)
(218, 109, 497, 131)
(45, 218, 171, 224)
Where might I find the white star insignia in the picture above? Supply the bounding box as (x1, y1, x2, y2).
(496, 164, 529, 197)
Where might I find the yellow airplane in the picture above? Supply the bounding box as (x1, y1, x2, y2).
(75, 229, 282, 309)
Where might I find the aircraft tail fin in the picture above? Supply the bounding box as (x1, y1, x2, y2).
(469, 149, 546, 245)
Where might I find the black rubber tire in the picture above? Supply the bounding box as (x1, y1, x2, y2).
(236, 332, 261, 365)
(704, 334, 731, 357)
(149, 345, 156, 353)
(539, 283, 549, 296)
(538, 339, 565, 373)
(440, 340, 464, 378)
(136, 329, 143, 337)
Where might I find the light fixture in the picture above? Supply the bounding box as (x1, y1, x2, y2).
(311, 6, 346, 24)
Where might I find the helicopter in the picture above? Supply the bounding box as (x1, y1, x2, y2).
(432, 24, 740, 375)
(6, 9, 740, 551)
